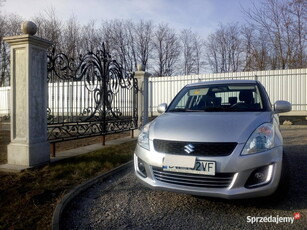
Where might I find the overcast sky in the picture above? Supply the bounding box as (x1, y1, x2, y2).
(1, 0, 258, 37)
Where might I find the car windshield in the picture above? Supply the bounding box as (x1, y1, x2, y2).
(168, 83, 266, 112)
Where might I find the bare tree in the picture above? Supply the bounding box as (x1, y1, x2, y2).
(0, 13, 22, 86)
(0, 14, 7, 86)
(193, 33, 205, 74)
(205, 32, 219, 73)
(287, 0, 307, 68)
(134, 20, 153, 71)
(205, 24, 243, 73)
(100, 20, 137, 71)
(125, 20, 138, 71)
(152, 24, 181, 76)
(99, 20, 154, 72)
(241, 25, 270, 71)
(80, 20, 100, 53)
(1, 0, 306, 85)
(100, 20, 115, 55)
(180, 29, 205, 75)
(181, 29, 195, 75)
(33, 7, 63, 52)
(243, 0, 307, 69)
(62, 15, 82, 59)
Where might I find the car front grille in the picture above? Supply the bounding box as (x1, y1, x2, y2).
(153, 139, 237, 156)
(152, 167, 234, 188)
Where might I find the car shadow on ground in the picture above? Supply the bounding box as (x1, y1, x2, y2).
(195, 145, 307, 211)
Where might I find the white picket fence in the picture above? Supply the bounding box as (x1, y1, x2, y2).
(0, 83, 134, 118)
(1, 68, 307, 117)
(0, 87, 10, 116)
(47, 82, 135, 117)
(148, 68, 307, 116)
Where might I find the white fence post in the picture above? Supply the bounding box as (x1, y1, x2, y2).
(135, 64, 150, 129)
(3, 21, 52, 168)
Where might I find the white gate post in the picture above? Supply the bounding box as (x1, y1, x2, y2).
(135, 64, 150, 129)
(3, 21, 52, 168)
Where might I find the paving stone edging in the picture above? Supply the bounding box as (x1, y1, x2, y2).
(51, 160, 133, 230)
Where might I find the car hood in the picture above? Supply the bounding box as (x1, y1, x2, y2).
(149, 112, 273, 144)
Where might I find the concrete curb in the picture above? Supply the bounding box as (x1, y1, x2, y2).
(280, 125, 307, 129)
(51, 160, 133, 230)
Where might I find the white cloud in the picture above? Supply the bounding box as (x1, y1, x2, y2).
(1, 0, 250, 37)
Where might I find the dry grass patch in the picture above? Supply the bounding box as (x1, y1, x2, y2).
(0, 140, 136, 230)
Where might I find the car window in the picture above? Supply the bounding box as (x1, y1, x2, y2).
(168, 84, 265, 112)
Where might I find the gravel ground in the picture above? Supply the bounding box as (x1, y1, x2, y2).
(61, 126, 307, 230)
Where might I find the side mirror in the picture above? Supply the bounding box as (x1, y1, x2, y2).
(274, 100, 292, 113)
(157, 103, 167, 114)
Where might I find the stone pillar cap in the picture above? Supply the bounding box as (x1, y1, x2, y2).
(137, 64, 145, 71)
(21, 21, 37, 35)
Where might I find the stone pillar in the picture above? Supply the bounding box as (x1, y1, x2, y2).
(3, 21, 52, 167)
(135, 64, 150, 129)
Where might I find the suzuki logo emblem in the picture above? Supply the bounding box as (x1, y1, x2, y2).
(184, 144, 195, 154)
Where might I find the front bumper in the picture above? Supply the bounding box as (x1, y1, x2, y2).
(134, 143, 283, 199)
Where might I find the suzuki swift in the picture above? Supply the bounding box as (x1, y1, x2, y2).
(134, 80, 291, 199)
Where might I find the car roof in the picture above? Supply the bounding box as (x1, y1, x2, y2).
(186, 79, 258, 87)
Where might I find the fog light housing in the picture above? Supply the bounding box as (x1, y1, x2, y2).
(245, 164, 273, 188)
(137, 157, 147, 178)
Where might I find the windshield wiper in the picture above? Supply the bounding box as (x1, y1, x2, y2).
(168, 108, 187, 112)
(204, 107, 233, 112)
(169, 107, 262, 112)
(204, 107, 263, 112)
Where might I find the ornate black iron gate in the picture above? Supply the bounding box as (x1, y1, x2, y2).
(47, 44, 138, 149)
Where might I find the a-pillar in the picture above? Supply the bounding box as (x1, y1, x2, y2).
(3, 21, 52, 169)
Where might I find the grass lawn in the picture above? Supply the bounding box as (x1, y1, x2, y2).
(0, 140, 136, 230)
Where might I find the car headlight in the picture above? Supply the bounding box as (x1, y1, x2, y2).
(241, 123, 275, 155)
(138, 123, 150, 150)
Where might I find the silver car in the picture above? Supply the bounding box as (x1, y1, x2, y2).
(134, 80, 291, 199)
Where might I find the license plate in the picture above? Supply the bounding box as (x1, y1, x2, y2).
(163, 161, 216, 176)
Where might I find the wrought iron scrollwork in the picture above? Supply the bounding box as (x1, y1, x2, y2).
(47, 43, 138, 142)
